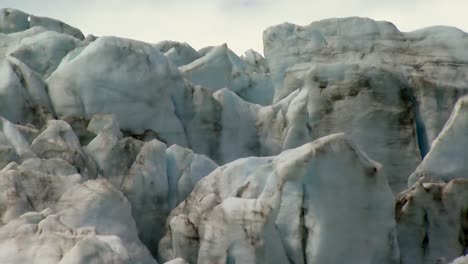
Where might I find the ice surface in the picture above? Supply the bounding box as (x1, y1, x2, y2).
(47, 36, 189, 146)
(263, 17, 468, 146)
(8, 31, 81, 78)
(180, 44, 274, 105)
(408, 96, 468, 185)
(0, 56, 52, 125)
(153, 41, 201, 67)
(0, 180, 157, 264)
(0, 8, 84, 39)
(396, 180, 468, 264)
(0, 117, 35, 167)
(0, 10, 467, 263)
(31, 120, 97, 179)
(159, 134, 398, 264)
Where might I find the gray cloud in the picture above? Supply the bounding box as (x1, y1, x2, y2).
(218, 0, 273, 10)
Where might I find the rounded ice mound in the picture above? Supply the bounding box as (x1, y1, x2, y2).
(47, 36, 189, 146)
(0, 8, 30, 34)
(8, 30, 81, 78)
(0, 8, 84, 39)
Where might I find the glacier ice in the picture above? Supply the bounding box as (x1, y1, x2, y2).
(8, 30, 81, 78)
(408, 95, 468, 186)
(0, 117, 36, 167)
(0, 8, 467, 264)
(0, 8, 84, 39)
(0, 180, 157, 264)
(153, 41, 201, 68)
(263, 17, 468, 146)
(180, 44, 274, 105)
(159, 134, 398, 264)
(46, 36, 189, 146)
(31, 120, 97, 179)
(396, 180, 468, 264)
(180, 44, 233, 93)
(450, 255, 468, 264)
(0, 56, 52, 125)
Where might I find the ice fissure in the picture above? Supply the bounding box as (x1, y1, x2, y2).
(408, 87, 430, 158)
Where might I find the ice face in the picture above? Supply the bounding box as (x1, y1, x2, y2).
(159, 134, 398, 264)
(0, 10, 467, 264)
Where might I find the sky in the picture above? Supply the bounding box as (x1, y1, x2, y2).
(2, 0, 468, 55)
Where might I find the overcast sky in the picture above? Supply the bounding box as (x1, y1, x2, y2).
(2, 0, 468, 54)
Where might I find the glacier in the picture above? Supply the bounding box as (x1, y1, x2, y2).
(0, 7, 468, 264)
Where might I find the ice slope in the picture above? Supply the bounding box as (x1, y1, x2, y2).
(408, 96, 468, 186)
